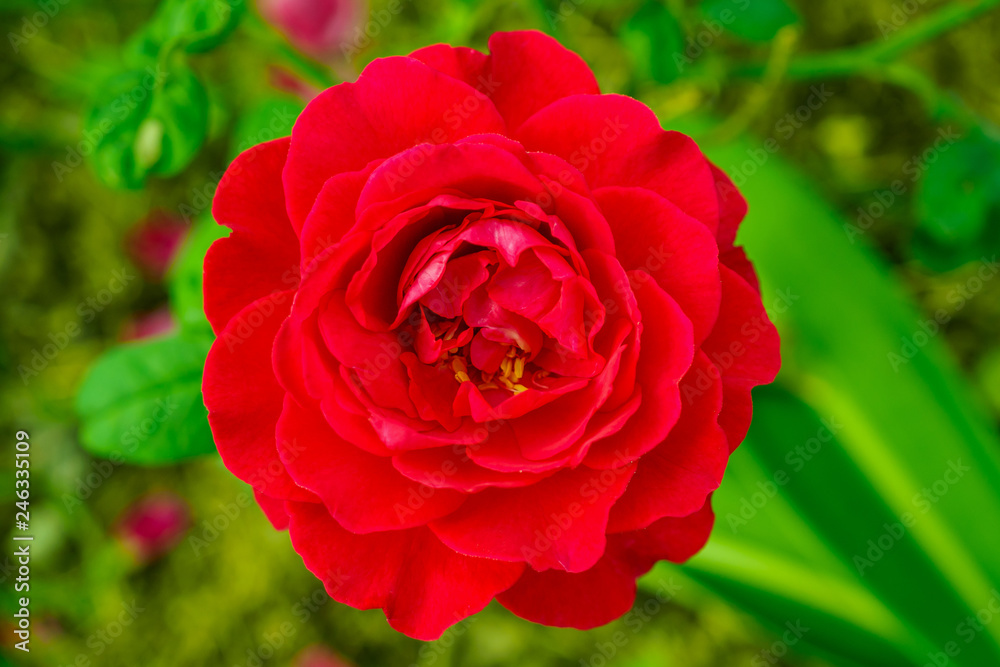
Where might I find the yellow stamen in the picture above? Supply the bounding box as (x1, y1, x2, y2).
(451, 357, 470, 383)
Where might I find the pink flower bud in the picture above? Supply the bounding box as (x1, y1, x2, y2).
(258, 0, 368, 60)
(115, 492, 190, 564)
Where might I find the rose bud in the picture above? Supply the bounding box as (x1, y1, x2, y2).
(257, 0, 367, 60)
(293, 645, 354, 667)
(115, 492, 190, 564)
(125, 212, 188, 281)
(119, 306, 177, 342)
(202, 30, 780, 639)
(268, 65, 321, 102)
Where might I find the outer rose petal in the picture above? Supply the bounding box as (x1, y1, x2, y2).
(276, 394, 465, 533)
(254, 489, 290, 530)
(203, 291, 314, 502)
(410, 31, 599, 132)
(287, 502, 523, 640)
(701, 266, 781, 450)
(496, 545, 640, 630)
(430, 464, 635, 573)
(406, 44, 489, 84)
(617, 498, 717, 568)
(283, 56, 507, 230)
(720, 246, 761, 293)
(712, 164, 747, 249)
(516, 94, 720, 233)
(606, 351, 727, 533)
(206, 138, 300, 334)
(497, 502, 716, 630)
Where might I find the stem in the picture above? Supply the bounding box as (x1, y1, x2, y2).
(703, 25, 800, 146)
(729, 0, 999, 128)
(241, 10, 337, 89)
(736, 0, 1000, 79)
(867, 0, 1000, 62)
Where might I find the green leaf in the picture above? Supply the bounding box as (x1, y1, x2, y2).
(622, 0, 686, 84)
(701, 0, 799, 43)
(913, 130, 1000, 269)
(168, 214, 229, 335)
(654, 116, 1000, 666)
(75, 334, 215, 465)
(146, 67, 209, 177)
(85, 69, 156, 189)
(147, 0, 245, 54)
(86, 65, 209, 189)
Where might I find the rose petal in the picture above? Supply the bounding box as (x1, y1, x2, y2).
(276, 395, 465, 533)
(594, 186, 721, 343)
(496, 544, 639, 629)
(430, 464, 635, 572)
(203, 291, 314, 501)
(701, 266, 781, 450)
(392, 447, 555, 493)
(287, 503, 523, 640)
(284, 56, 507, 230)
(206, 138, 300, 333)
(606, 351, 727, 532)
(517, 94, 719, 233)
(583, 272, 695, 468)
(411, 31, 600, 132)
(711, 164, 747, 249)
(254, 489, 291, 530)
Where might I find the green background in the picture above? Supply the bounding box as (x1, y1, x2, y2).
(2, 0, 1000, 665)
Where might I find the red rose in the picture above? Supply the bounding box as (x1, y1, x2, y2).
(203, 30, 779, 639)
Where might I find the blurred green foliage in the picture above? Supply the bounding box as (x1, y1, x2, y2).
(2, 0, 1000, 666)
